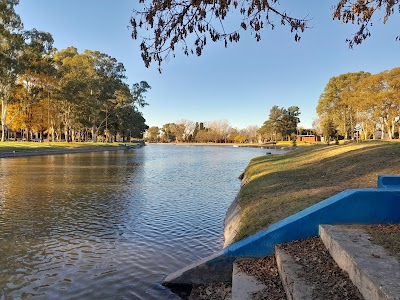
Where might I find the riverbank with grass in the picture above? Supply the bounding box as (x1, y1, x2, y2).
(0, 142, 121, 158)
(226, 140, 400, 244)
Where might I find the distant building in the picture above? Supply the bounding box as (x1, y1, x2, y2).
(296, 135, 321, 142)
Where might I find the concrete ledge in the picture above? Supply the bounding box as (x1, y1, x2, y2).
(275, 247, 314, 300)
(224, 195, 242, 247)
(225, 189, 400, 257)
(320, 225, 400, 300)
(163, 251, 234, 285)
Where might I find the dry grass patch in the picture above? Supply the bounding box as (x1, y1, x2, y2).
(234, 141, 400, 242)
(366, 224, 400, 261)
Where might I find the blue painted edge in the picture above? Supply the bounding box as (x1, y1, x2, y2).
(164, 175, 400, 285)
(378, 174, 400, 188)
(223, 188, 400, 257)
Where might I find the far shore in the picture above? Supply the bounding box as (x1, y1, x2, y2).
(0, 140, 312, 159)
(0, 142, 122, 159)
(148, 141, 302, 149)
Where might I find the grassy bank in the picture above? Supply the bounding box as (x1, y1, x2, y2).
(234, 140, 400, 242)
(0, 141, 120, 157)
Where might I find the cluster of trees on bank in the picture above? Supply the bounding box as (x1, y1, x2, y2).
(316, 68, 400, 141)
(0, 1, 149, 142)
(145, 120, 260, 143)
(257, 106, 301, 141)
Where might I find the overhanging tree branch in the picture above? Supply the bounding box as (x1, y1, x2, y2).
(131, 0, 310, 72)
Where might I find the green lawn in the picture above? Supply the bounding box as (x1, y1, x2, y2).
(234, 140, 400, 242)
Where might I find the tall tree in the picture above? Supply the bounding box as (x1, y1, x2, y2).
(7, 29, 54, 140)
(354, 68, 400, 139)
(316, 72, 371, 139)
(161, 123, 177, 142)
(146, 126, 160, 142)
(322, 118, 338, 145)
(259, 105, 300, 141)
(0, 0, 24, 141)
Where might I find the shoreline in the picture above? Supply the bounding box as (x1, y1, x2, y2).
(0, 145, 121, 159)
(149, 142, 295, 150)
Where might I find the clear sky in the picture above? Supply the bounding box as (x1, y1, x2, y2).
(15, 0, 399, 129)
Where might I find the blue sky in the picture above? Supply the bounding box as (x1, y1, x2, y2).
(16, 1, 399, 129)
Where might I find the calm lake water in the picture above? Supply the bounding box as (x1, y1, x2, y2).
(0, 144, 284, 299)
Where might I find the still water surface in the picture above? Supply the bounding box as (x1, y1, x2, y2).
(0, 145, 284, 299)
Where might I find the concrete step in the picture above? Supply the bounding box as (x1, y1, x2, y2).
(232, 260, 267, 300)
(275, 237, 363, 300)
(275, 247, 315, 300)
(231, 257, 286, 299)
(320, 224, 400, 300)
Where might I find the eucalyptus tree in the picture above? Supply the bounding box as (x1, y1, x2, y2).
(83, 50, 129, 141)
(108, 104, 148, 141)
(131, 0, 399, 70)
(354, 68, 400, 139)
(132, 81, 151, 108)
(382, 68, 400, 138)
(53, 48, 147, 142)
(317, 72, 371, 139)
(0, 0, 54, 141)
(0, 0, 24, 141)
(54, 48, 94, 141)
(10, 29, 54, 140)
(84, 52, 150, 142)
(346, 74, 380, 139)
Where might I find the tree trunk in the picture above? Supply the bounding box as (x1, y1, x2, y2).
(92, 127, 97, 142)
(343, 108, 347, 139)
(51, 126, 55, 142)
(1, 99, 8, 142)
(390, 120, 396, 140)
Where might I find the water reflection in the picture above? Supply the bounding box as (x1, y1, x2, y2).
(0, 145, 284, 299)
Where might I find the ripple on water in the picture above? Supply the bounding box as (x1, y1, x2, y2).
(0, 146, 285, 299)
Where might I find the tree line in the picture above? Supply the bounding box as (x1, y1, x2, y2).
(146, 120, 260, 144)
(145, 106, 306, 144)
(0, 1, 149, 142)
(316, 68, 400, 141)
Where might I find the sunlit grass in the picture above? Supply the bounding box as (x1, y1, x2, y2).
(234, 140, 400, 242)
(0, 141, 119, 153)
